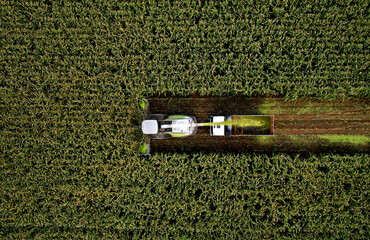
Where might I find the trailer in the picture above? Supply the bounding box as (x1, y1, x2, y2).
(210, 115, 274, 136)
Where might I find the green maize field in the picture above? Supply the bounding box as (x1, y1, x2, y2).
(1, 0, 369, 238)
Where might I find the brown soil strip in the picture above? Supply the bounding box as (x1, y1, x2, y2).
(149, 97, 370, 153)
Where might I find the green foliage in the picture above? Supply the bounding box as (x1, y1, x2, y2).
(0, 0, 369, 238)
(0, 153, 369, 238)
(318, 135, 370, 145)
(1, 0, 368, 99)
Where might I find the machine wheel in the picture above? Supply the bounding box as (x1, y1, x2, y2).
(147, 114, 167, 121)
(151, 133, 171, 140)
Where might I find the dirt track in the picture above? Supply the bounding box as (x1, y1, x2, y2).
(149, 97, 370, 153)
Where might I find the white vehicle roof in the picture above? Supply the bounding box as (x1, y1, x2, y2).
(211, 116, 225, 136)
(171, 119, 192, 133)
(161, 119, 193, 133)
(142, 120, 158, 134)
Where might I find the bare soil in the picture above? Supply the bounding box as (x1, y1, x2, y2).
(149, 97, 370, 153)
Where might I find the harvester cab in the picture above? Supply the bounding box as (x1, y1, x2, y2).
(142, 115, 198, 139)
